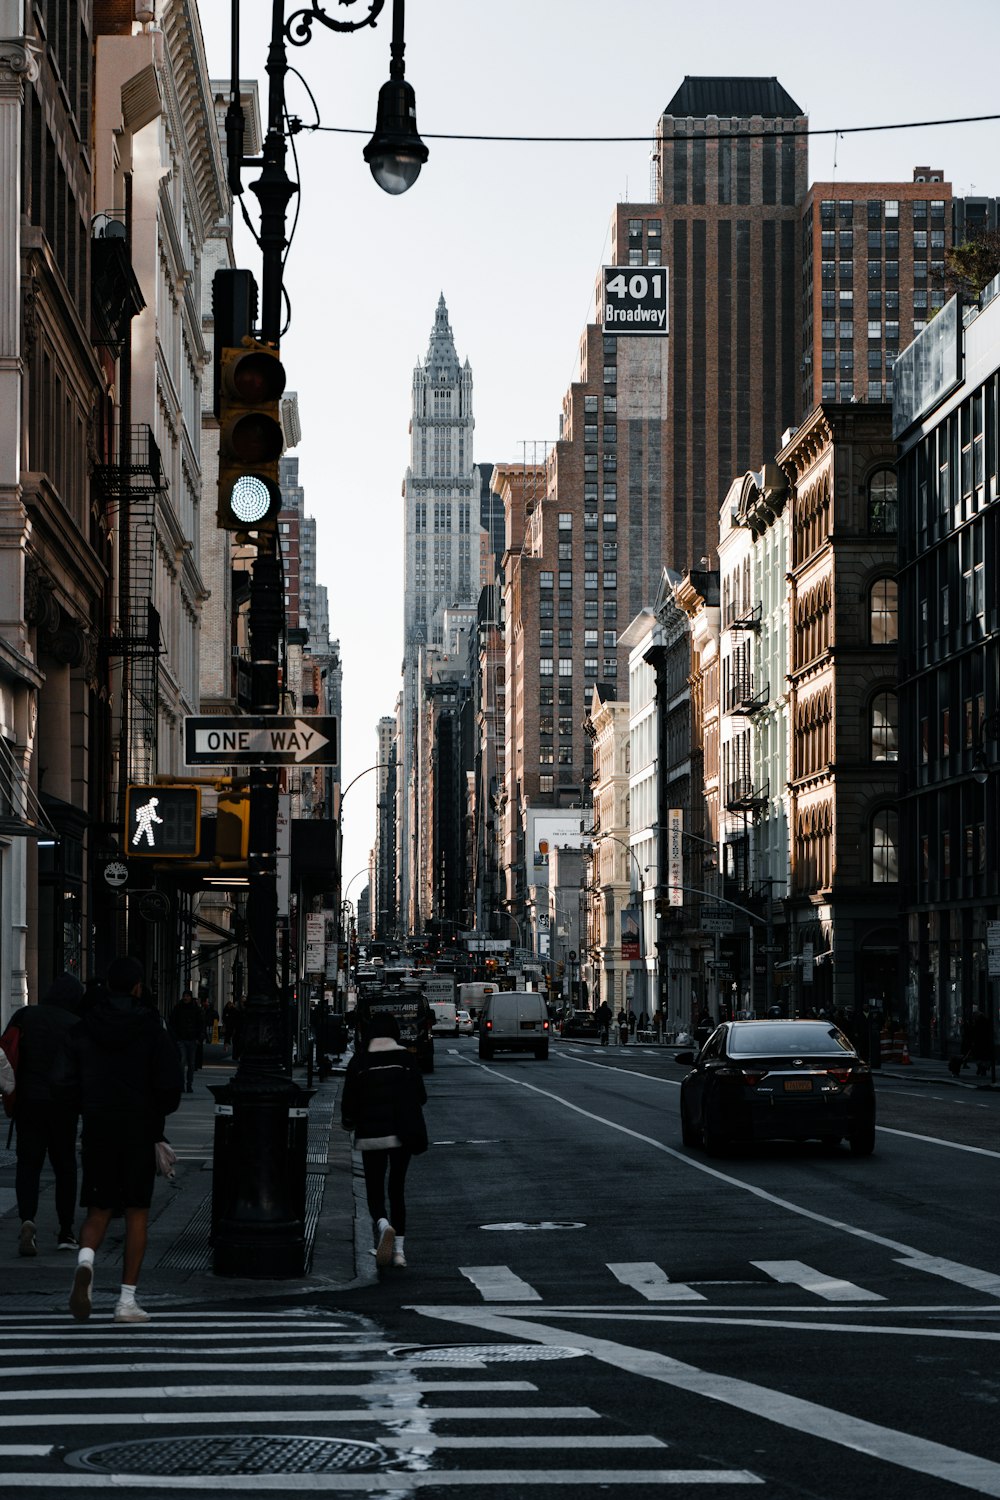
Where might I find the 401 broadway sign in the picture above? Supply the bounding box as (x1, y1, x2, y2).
(603, 267, 668, 335)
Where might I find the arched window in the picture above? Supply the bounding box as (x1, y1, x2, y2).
(870, 577, 898, 644)
(868, 469, 898, 533)
(871, 808, 898, 883)
(870, 691, 898, 761)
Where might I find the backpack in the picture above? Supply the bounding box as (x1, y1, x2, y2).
(0, 1022, 21, 1118)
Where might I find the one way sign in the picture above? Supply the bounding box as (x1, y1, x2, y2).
(184, 715, 338, 767)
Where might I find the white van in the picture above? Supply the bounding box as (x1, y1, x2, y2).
(478, 990, 550, 1061)
(429, 999, 458, 1035)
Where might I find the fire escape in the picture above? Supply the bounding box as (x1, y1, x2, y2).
(93, 424, 166, 816)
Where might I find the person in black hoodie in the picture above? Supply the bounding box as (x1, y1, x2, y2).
(4, 972, 84, 1257)
(53, 956, 182, 1324)
(340, 1012, 427, 1269)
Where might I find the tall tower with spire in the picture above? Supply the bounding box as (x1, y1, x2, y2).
(398, 296, 479, 932)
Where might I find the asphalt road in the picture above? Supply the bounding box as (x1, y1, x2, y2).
(2, 1037, 999, 1497)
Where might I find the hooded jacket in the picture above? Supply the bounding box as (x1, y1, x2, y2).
(5, 974, 84, 1106)
(52, 990, 182, 1142)
(341, 1038, 427, 1150)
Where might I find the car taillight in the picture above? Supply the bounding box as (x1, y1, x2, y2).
(826, 1067, 852, 1085)
(543, 1020, 549, 1031)
(740, 1069, 767, 1086)
(485, 1019, 492, 1032)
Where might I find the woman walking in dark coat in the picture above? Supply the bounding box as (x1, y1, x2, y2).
(341, 1013, 427, 1268)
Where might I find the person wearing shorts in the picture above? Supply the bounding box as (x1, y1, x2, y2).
(52, 956, 181, 1324)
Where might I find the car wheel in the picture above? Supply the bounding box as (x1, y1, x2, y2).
(479, 1043, 493, 1061)
(849, 1120, 876, 1157)
(680, 1100, 699, 1147)
(534, 1045, 548, 1061)
(820, 1134, 842, 1149)
(701, 1106, 727, 1156)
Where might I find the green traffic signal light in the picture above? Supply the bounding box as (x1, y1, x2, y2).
(217, 341, 286, 533)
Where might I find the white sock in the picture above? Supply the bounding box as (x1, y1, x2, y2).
(118, 1283, 137, 1306)
(395, 1236, 405, 1255)
(77, 1247, 95, 1269)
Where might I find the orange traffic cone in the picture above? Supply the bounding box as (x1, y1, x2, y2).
(900, 1040, 912, 1065)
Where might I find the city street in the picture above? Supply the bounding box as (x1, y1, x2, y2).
(2, 1039, 999, 1496)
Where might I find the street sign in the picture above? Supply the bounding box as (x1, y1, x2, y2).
(137, 890, 170, 922)
(602, 266, 668, 336)
(700, 903, 735, 935)
(184, 715, 338, 767)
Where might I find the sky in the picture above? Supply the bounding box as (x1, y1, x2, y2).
(199, 0, 1000, 900)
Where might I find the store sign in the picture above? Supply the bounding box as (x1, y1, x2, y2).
(667, 808, 684, 907)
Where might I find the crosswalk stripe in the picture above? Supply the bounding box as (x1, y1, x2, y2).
(460, 1266, 542, 1301)
(895, 1255, 1000, 1299)
(751, 1260, 884, 1302)
(0, 1470, 762, 1490)
(0, 1380, 537, 1403)
(0, 1405, 599, 1428)
(607, 1263, 706, 1301)
(0, 1361, 489, 1378)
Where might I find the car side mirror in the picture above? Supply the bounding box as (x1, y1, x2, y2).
(674, 1051, 695, 1065)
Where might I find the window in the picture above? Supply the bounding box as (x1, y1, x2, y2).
(539, 658, 553, 676)
(603, 395, 617, 413)
(558, 542, 572, 561)
(540, 684, 553, 706)
(604, 630, 617, 648)
(584, 512, 598, 530)
(885, 200, 898, 218)
(558, 686, 573, 706)
(559, 629, 573, 649)
(584, 571, 598, 590)
(584, 658, 598, 678)
(558, 570, 573, 589)
(870, 692, 898, 761)
(604, 482, 617, 503)
(868, 320, 881, 339)
(603, 658, 618, 675)
(584, 394, 598, 414)
(584, 453, 598, 471)
(871, 809, 898, 883)
(870, 577, 898, 642)
(539, 571, 553, 590)
(539, 598, 553, 618)
(558, 658, 573, 676)
(584, 600, 598, 620)
(603, 512, 617, 530)
(559, 599, 573, 618)
(868, 470, 897, 533)
(584, 629, 598, 647)
(558, 746, 574, 764)
(868, 379, 883, 400)
(539, 747, 554, 764)
(539, 629, 553, 648)
(539, 774, 553, 793)
(603, 571, 617, 590)
(558, 716, 573, 737)
(604, 366, 617, 385)
(539, 715, 553, 736)
(584, 542, 598, 561)
(839, 321, 853, 339)
(822, 381, 837, 400)
(822, 319, 836, 340)
(603, 600, 617, 620)
(584, 424, 598, 444)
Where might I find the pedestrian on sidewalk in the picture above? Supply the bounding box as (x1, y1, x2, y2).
(969, 1007, 993, 1078)
(340, 1011, 427, 1270)
(617, 1008, 629, 1045)
(1, 972, 84, 1257)
(596, 999, 612, 1046)
(53, 956, 182, 1324)
(168, 987, 202, 1093)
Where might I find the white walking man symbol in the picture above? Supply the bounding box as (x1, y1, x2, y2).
(131, 796, 164, 848)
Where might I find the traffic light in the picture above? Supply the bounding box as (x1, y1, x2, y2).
(217, 339, 286, 532)
(215, 791, 250, 861)
(125, 786, 201, 858)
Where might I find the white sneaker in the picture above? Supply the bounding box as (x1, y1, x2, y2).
(114, 1300, 150, 1324)
(392, 1247, 407, 1268)
(375, 1219, 395, 1268)
(69, 1263, 93, 1321)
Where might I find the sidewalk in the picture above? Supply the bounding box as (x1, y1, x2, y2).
(0, 1043, 369, 1315)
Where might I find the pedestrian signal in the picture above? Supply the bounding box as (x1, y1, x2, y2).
(125, 786, 201, 858)
(217, 340, 286, 533)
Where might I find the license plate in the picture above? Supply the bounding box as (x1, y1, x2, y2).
(521, 1020, 536, 1030)
(783, 1079, 812, 1092)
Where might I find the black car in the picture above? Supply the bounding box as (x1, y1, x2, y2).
(676, 1019, 876, 1156)
(561, 1009, 601, 1038)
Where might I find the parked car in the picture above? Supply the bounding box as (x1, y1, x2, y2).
(676, 1019, 876, 1157)
(456, 1008, 474, 1036)
(561, 1009, 600, 1039)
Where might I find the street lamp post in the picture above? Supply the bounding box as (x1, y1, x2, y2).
(211, 3, 424, 1279)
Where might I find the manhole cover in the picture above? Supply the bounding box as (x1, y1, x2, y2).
(481, 1220, 585, 1231)
(66, 1436, 387, 1476)
(391, 1343, 585, 1362)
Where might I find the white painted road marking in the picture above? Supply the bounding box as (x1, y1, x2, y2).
(0, 1380, 537, 1404)
(607, 1263, 706, 1301)
(414, 1304, 1000, 1497)
(877, 1126, 1000, 1159)
(460, 1265, 542, 1301)
(0, 1406, 599, 1428)
(896, 1255, 1000, 1298)
(0, 1471, 762, 1490)
(751, 1260, 885, 1302)
(464, 1059, 1000, 1297)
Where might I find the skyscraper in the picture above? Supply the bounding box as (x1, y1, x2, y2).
(399, 297, 481, 930)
